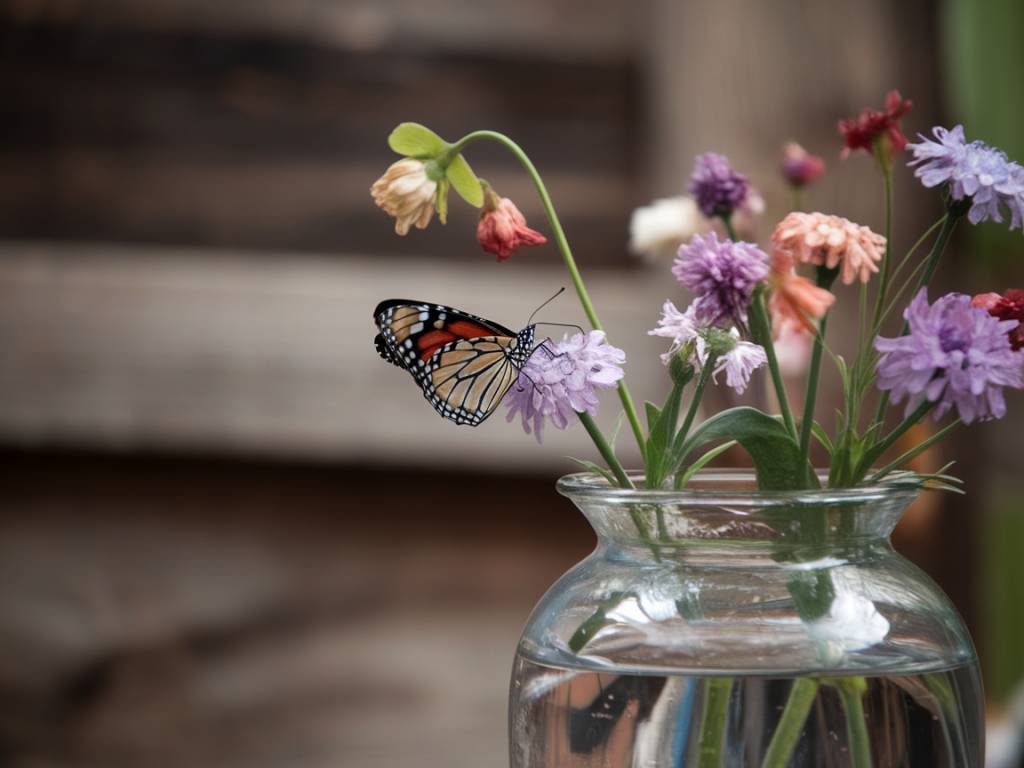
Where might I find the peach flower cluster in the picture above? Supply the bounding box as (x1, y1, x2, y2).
(772, 212, 886, 285)
(768, 250, 836, 337)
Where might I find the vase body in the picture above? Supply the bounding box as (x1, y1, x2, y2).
(509, 471, 983, 767)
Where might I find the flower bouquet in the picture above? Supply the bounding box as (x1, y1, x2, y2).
(370, 92, 1021, 766)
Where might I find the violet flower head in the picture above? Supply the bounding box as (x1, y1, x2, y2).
(673, 232, 770, 326)
(908, 125, 1024, 230)
(689, 152, 751, 218)
(875, 289, 1024, 424)
(505, 331, 625, 443)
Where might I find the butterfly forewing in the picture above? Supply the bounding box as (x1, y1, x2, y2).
(373, 300, 535, 426)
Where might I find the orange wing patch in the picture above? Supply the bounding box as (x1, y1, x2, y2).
(417, 330, 457, 361)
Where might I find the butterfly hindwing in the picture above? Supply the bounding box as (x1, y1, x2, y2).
(373, 299, 536, 426)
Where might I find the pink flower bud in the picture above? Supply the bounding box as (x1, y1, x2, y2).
(477, 188, 547, 261)
(781, 143, 825, 188)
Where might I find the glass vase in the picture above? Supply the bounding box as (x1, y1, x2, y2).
(509, 471, 983, 767)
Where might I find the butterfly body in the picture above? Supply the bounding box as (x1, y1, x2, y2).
(373, 299, 536, 426)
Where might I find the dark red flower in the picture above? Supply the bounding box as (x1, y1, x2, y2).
(973, 289, 1024, 350)
(838, 90, 913, 162)
(477, 187, 547, 261)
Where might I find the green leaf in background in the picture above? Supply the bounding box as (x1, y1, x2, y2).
(678, 407, 818, 491)
(446, 154, 484, 207)
(387, 122, 448, 158)
(645, 384, 684, 489)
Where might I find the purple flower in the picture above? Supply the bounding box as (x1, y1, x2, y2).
(673, 232, 770, 326)
(713, 339, 767, 394)
(875, 289, 1024, 424)
(649, 302, 766, 394)
(689, 152, 751, 218)
(506, 331, 625, 442)
(907, 125, 1024, 230)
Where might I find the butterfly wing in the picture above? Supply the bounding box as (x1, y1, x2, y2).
(373, 300, 533, 426)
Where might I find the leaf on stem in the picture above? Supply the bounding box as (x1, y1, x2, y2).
(388, 122, 448, 157)
(446, 154, 484, 206)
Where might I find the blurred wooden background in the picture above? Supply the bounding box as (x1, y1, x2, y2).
(0, 0, 1005, 766)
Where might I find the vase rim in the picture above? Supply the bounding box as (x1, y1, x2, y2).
(557, 469, 923, 507)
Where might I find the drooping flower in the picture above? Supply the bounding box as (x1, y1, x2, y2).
(688, 152, 752, 218)
(672, 232, 770, 326)
(628, 196, 708, 262)
(781, 143, 825, 188)
(772, 212, 886, 285)
(712, 336, 767, 394)
(875, 289, 1024, 424)
(838, 89, 913, 163)
(505, 331, 625, 443)
(476, 186, 547, 261)
(370, 158, 440, 235)
(648, 299, 700, 365)
(973, 289, 1024, 350)
(648, 302, 766, 394)
(907, 125, 1024, 230)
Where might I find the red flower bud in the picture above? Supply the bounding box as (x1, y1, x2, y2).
(477, 187, 547, 261)
(838, 90, 913, 164)
(974, 289, 1024, 350)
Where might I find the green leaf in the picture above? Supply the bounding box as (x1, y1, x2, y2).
(567, 457, 616, 486)
(446, 154, 484, 207)
(675, 407, 817, 490)
(644, 401, 662, 430)
(869, 420, 960, 482)
(676, 440, 737, 489)
(810, 421, 834, 456)
(645, 384, 683, 489)
(435, 178, 450, 224)
(387, 122, 448, 158)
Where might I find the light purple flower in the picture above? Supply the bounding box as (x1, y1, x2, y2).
(649, 301, 766, 394)
(648, 299, 699, 365)
(907, 125, 1024, 230)
(713, 339, 767, 394)
(673, 232, 770, 326)
(689, 152, 751, 218)
(506, 331, 625, 442)
(875, 289, 1024, 424)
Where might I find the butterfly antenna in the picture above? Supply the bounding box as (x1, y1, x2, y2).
(536, 321, 586, 336)
(527, 287, 566, 326)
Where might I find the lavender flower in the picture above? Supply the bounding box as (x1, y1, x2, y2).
(649, 302, 766, 394)
(713, 338, 767, 394)
(673, 232, 770, 326)
(689, 152, 751, 218)
(908, 125, 1024, 229)
(875, 289, 1024, 424)
(506, 331, 625, 442)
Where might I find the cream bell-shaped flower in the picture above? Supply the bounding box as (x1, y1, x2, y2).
(772, 212, 886, 285)
(629, 196, 708, 262)
(370, 158, 439, 236)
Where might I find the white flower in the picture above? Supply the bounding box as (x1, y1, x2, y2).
(773, 325, 812, 377)
(629, 196, 706, 262)
(370, 158, 438, 235)
(806, 588, 890, 667)
(648, 299, 700, 365)
(710, 339, 767, 394)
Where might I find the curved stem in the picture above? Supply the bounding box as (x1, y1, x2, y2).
(873, 211, 962, 426)
(869, 165, 895, 335)
(448, 130, 647, 457)
(578, 411, 633, 490)
(760, 678, 819, 768)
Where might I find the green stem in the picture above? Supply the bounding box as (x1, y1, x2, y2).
(872, 209, 962, 429)
(855, 399, 935, 482)
(578, 412, 633, 489)
(697, 677, 734, 768)
(721, 214, 739, 241)
(449, 130, 647, 458)
(798, 268, 838, 470)
(868, 165, 895, 335)
(834, 677, 872, 768)
(678, 362, 715, 452)
(750, 288, 798, 439)
(760, 678, 820, 768)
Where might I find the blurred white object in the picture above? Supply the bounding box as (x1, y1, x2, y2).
(773, 325, 812, 377)
(987, 679, 1024, 768)
(629, 196, 707, 262)
(806, 586, 890, 667)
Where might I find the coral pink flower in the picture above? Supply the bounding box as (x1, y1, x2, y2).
(781, 143, 825, 188)
(768, 250, 836, 337)
(973, 289, 1024, 350)
(477, 186, 547, 261)
(838, 90, 913, 163)
(772, 212, 886, 285)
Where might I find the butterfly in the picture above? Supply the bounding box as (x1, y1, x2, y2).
(373, 299, 538, 426)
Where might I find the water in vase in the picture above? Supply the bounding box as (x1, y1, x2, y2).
(510, 652, 983, 767)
